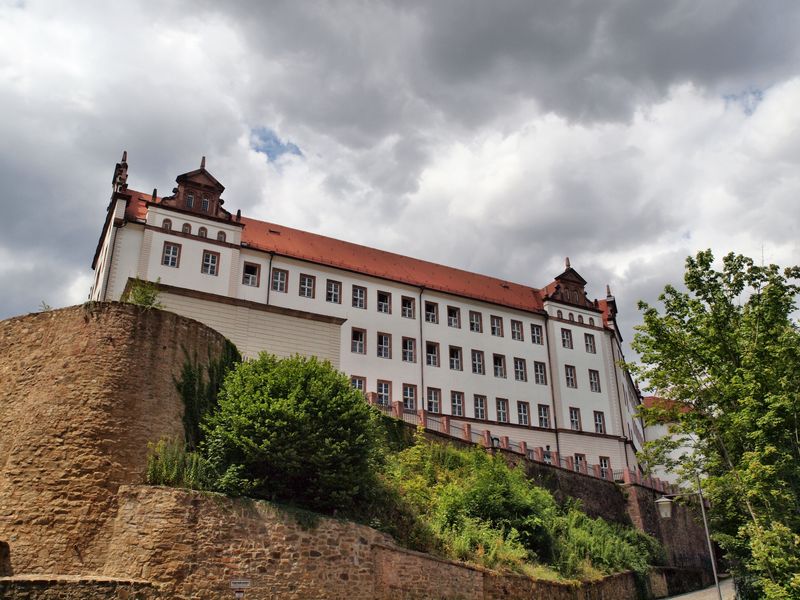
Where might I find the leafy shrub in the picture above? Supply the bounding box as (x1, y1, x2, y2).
(122, 277, 163, 309)
(202, 353, 385, 513)
(145, 437, 213, 490)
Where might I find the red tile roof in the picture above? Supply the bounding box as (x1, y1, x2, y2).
(123, 189, 622, 316)
(240, 216, 545, 313)
(642, 396, 692, 413)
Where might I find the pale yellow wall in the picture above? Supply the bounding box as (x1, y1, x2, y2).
(159, 291, 342, 369)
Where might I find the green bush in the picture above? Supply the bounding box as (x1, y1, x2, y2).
(122, 277, 163, 309)
(201, 353, 385, 513)
(145, 437, 214, 490)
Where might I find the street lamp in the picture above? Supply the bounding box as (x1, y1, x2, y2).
(655, 474, 723, 600)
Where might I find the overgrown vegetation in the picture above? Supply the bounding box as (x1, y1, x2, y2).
(632, 251, 800, 600)
(147, 352, 664, 583)
(122, 277, 163, 309)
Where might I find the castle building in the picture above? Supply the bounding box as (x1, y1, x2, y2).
(91, 154, 646, 472)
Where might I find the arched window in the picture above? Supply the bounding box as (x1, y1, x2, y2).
(182, 223, 191, 235)
(217, 231, 226, 242)
(557, 310, 563, 319)
(578, 315, 584, 324)
(198, 227, 207, 238)
(589, 317, 595, 326)
(568, 312, 575, 321)
(162, 219, 172, 231)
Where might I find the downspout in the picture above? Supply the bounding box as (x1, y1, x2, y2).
(265, 252, 275, 306)
(418, 287, 425, 411)
(610, 340, 630, 468)
(543, 312, 561, 458)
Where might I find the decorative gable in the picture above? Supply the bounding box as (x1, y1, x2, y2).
(161, 156, 231, 220)
(543, 257, 598, 309)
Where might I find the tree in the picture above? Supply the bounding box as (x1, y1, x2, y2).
(632, 250, 800, 600)
(201, 353, 385, 513)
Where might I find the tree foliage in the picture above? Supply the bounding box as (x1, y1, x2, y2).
(632, 250, 800, 599)
(201, 353, 385, 513)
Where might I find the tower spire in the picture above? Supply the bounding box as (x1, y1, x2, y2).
(200, 156, 206, 169)
(565, 257, 571, 269)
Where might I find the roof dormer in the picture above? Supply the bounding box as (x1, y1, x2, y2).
(166, 156, 229, 219)
(543, 257, 597, 309)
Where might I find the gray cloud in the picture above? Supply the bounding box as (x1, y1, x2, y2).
(1, 0, 800, 375)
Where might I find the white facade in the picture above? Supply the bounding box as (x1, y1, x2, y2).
(90, 156, 648, 472)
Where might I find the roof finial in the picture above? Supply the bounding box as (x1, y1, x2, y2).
(121, 150, 127, 163)
(200, 156, 206, 169)
(565, 257, 571, 269)
(152, 188, 157, 201)
(606, 284, 612, 297)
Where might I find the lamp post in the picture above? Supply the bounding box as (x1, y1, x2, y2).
(655, 474, 723, 600)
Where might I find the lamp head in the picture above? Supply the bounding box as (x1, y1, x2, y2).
(655, 495, 674, 519)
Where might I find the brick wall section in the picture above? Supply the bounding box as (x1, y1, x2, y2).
(0, 303, 230, 575)
(0, 576, 162, 599)
(626, 484, 714, 586)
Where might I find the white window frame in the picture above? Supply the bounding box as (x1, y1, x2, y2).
(496, 398, 508, 423)
(531, 323, 543, 344)
(271, 268, 288, 293)
(517, 402, 530, 426)
(538, 404, 550, 428)
(474, 395, 486, 420)
(427, 388, 441, 413)
(513, 357, 527, 381)
(451, 391, 464, 417)
(510, 320, 523, 341)
(326, 280, 341, 304)
(352, 285, 366, 309)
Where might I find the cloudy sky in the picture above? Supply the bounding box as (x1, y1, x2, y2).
(1, 0, 799, 364)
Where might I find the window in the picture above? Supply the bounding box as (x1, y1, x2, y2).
(377, 333, 391, 359)
(578, 315, 584, 324)
(474, 395, 486, 420)
(162, 218, 172, 231)
(299, 274, 315, 298)
(447, 306, 461, 328)
(201, 196, 209, 212)
(401, 337, 416, 362)
(530, 324, 543, 345)
(589, 369, 601, 392)
(401, 296, 415, 319)
(217, 231, 226, 242)
(533, 361, 547, 385)
(351, 329, 365, 354)
(377, 291, 391, 314)
(242, 262, 260, 287)
(565, 365, 577, 388)
(449, 346, 462, 370)
(425, 301, 438, 323)
(557, 310, 563, 319)
(271, 268, 288, 293)
(568, 312, 575, 321)
(182, 223, 191, 235)
(350, 376, 365, 393)
(599, 456, 610, 479)
(585, 333, 596, 354)
(186, 193, 194, 209)
(451, 391, 464, 417)
(403, 384, 416, 411)
(496, 398, 508, 423)
(574, 453, 586, 472)
(538, 404, 550, 428)
(471, 350, 485, 374)
(198, 227, 207, 238)
(569, 407, 581, 431)
(352, 285, 366, 309)
(426, 342, 439, 367)
(201, 250, 219, 276)
(493, 354, 506, 378)
(469, 311, 482, 333)
(377, 380, 391, 406)
(490, 315, 503, 337)
(589, 317, 595, 326)
(427, 388, 441, 413)
(326, 280, 342, 304)
(513, 357, 527, 381)
(510, 319, 523, 341)
(561, 328, 573, 349)
(517, 402, 530, 426)
(594, 411, 606, 434)
(161, 242, 181, 267)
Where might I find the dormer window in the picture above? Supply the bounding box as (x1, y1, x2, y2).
(182, 223, 191, 235)
(186, 193, 194, 209)
(201, 197, 209, 212)
(217, 231, 226, 242)
(162, 219, 172, 231)
(198, 227, 207, 238)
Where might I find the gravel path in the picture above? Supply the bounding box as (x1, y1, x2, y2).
(666, 578, 735, 600)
